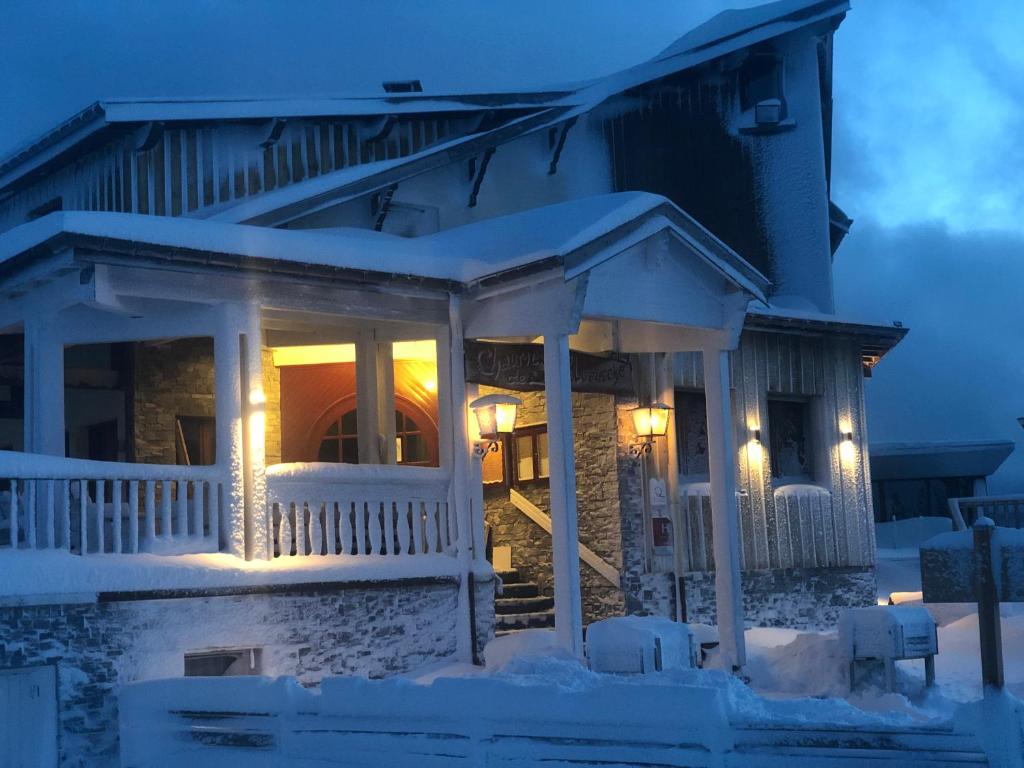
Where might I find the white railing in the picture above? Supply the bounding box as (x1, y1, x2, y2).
(949, 495, 1024, 531)
(0, 451, 224, 556)
(265, 463, 454, 559)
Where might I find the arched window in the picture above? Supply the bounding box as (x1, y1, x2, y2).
(310, 399, 438, 467)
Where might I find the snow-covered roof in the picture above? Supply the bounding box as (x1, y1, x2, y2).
(0, 192, 768, 297)
(869, 440, 1015, 482)
(0, 0, 849, 195)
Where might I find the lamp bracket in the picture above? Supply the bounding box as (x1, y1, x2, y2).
(473, 440, 501, 458)
(630, 440, 654, 460)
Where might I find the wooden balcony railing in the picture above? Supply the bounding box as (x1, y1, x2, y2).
(0, 451, 224, 555)
(265, 463, 455, 559)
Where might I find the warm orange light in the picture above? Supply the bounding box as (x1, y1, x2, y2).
(423, 377, 437, 393)
(630, 403, 672, 439)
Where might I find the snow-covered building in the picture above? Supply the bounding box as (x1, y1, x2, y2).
(0, 0, 906, 763)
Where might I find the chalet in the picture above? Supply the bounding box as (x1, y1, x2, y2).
(0, 0, 906, 764)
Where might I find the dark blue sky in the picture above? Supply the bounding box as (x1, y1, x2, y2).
(2, 0, 1022, 489)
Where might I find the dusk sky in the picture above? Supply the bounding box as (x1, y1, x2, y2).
(2, 0, 1022, 488)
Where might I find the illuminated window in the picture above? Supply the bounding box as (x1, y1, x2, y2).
(317, 406, 435, 466)
(318, 408, 359, 464)
(513, 426, 549, 487)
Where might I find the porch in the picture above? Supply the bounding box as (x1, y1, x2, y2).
(0, 192, 768, 667)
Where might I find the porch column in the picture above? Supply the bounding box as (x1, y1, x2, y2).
(23, 319, 64, 456)
(656, 353, 686, 622)
(214, 306, 245, 558)
(702, 347, 746, 669)
(355, 333, 396, 464)
(444, 296, 476, 661)
(240, 306, 267, 560)
(544, 333, 584, 657)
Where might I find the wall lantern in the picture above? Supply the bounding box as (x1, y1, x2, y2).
(629, 403, 672, 458)
(469, 394, 521, 456)
(751, 427, 762, 443)
(841, 430, 854, 443)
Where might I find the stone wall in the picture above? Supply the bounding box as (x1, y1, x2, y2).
(131, 338, 283, 467)
(133, 338, 215, 464)
(0, 576, 492, 768)
(682, 566, 877, 630)
(482, 387, 628, 625)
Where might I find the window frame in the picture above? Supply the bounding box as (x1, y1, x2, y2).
(766, 395, 819, 486)
(511, 423, 550, 488)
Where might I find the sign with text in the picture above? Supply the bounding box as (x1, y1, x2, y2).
(464, 340, 633, 396)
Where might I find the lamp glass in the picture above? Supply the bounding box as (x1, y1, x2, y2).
(631, 403, 672, 439)
(469, 394, 521, 440)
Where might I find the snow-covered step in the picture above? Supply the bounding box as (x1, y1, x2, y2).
(496, 609, 555, 632)
(495, 595, 554, 615)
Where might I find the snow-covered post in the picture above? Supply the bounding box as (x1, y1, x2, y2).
(975, 518, 1004, 692)
(656, 353, 686, 621)
(466, 382, 487, 565)
(241, 305, 268, 560)
(444, 296, 476, 662)
(702, 347, 746, 670)
(23, 319, 65, 456)
(355, 333, 396, 464)
(214, 305, 246, 558)
(544, 332, 584, 658)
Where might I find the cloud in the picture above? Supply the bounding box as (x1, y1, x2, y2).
(835, 221, 1024, 492)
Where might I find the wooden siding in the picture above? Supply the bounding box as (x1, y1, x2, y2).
(676, 329, 875, 572)
(0, 113, 492, 232)
(600, 73, 772, 277)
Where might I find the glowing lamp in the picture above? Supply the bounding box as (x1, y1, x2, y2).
(469, 394, 521, 456)
(841, 430, 854, 443)
(628, 403, 672, 458)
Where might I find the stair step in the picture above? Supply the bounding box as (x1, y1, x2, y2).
(495, 568, 521, 584)
(495, 596, 554, 614)
(500, 582, 540, 599)
(496, 610, 556, 631)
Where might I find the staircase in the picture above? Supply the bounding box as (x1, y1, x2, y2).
(495, 568, 555, 635)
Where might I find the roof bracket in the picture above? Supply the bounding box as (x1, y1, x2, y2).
(259, 119, 287, 149)
(548, 117, 577, 175)
(362, 116, 397, 144)
(468, 147, 496, 208)
(373, 184, 398, 231)
(134, 122, 164, 152)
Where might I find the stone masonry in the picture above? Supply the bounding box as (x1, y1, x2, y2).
(0, 575, 493, 767)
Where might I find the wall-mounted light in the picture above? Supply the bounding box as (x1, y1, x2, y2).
(469, 394, 521, 456)
(751, 428, 762, 443)
(841, 430, 854, 443)
(629, 403, 672, 458)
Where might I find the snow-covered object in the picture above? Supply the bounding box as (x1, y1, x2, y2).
(586, 615, 698, 674)
(839, 606, 938, 662)
(483, 629, 563, 671)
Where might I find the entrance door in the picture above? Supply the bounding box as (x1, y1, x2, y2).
(0, 665, 58, 767)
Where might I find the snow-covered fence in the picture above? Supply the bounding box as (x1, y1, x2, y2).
(265, 463, 454, 559)
(681, 482, 839, 571)
(949, 495, 1024, 531)
(0, 450, 224, 555)
(120, 675, 731, 767)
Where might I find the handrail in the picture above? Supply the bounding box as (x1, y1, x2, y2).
(948, 494, 1024, 531)
(508, 488, 620, 587)
(0, 450, 222, 482)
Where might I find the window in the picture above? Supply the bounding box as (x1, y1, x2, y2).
(175, 416, 215, 466)
(318, 408, 359, 463)
(512, 425, 549, 486)
(674, 391, 709, 478)
(185, 648, 262, 677)
(316, 405, 436, 466)
(767, 398, 814, 481)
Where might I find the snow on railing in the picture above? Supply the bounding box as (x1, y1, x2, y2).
(265, 463, 454, 559)
(0, 450, 224, 556)
(948, 495, 1024, 531)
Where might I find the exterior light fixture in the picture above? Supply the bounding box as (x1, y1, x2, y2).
(841, 430, 854, 442)
(629, 403, 672, 458)
(751, 428, 762, 443)
(469, 394, 521, 456)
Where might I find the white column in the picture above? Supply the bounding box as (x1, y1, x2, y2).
(445, 297, 475, 661)
(702, 347, 746, 669)
(241, 305, 267, 560)
(24, 320, 65, 456)
(657, 353, 686, 621)
(214, 306, 245, 558)
(544, 333, 584, 657)
(356, 333, 395, 464)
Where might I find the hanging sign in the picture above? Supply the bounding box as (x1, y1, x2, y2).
(464, 340, 633, 396)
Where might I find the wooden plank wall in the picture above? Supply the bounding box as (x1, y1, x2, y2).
(0, 114, 475, 232)
(676, 329, 875, 572)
